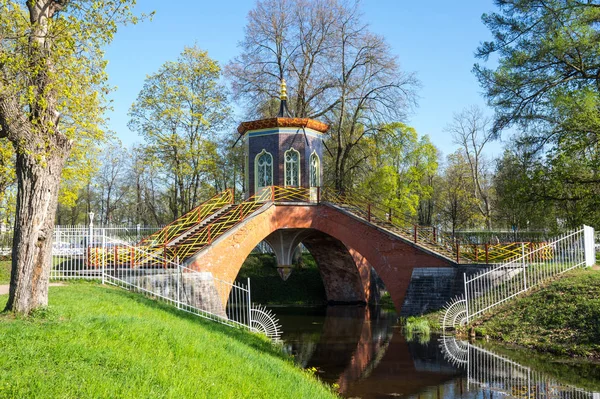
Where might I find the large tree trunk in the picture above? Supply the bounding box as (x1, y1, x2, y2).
(4, 146, 69, 314)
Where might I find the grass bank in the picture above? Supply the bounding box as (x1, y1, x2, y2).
(236, 253, 326, 306)
(471, 268, 600, 359)
(0, 283, 338, 398)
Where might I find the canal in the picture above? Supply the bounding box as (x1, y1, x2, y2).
(274, 305, 600, 399)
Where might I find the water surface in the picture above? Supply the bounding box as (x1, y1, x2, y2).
(274, 306, 600, 398)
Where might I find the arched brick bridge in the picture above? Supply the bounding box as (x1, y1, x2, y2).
(186, 200, 454, 311)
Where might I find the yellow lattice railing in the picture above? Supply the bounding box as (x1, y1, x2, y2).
(137, 189, 234, 249)
(88, 186, 314, 267)
(457, 242, 553, 263)
(321, 188, 551, 264)
(87, 185, 552, 267)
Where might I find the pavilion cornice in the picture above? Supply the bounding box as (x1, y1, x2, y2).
(237, 117, 329, 135)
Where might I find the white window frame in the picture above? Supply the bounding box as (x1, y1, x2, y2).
(309, 150, 320, 187)
(254, 149, 273, 192)
(284, 148, 301, 187)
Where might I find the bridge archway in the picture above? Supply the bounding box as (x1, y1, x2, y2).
(187, 203, 453, 311)
(262, 228, 371, 303)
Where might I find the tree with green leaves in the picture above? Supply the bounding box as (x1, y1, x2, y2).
(475, 0, 600, 227)
(493, 149, 559, 231)
(438, 151, 481, 235)
(129, 46, 232, 219)
(357, 122, 438, 220)
(0, 0, 140, 314)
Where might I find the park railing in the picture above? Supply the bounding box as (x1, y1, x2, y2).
(50, 229, 282, 340)
(440, 336, 598, 398)
(441, 225, 595, 330)
(320, 189, 546, 264)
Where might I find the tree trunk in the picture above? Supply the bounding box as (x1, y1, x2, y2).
(4, 148, 69, 314)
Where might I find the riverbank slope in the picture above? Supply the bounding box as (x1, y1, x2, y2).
(0, 283, 338, 398)
(471, 268, 600, 359)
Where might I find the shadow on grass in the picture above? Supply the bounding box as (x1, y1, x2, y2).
(99, 284, 288, 360)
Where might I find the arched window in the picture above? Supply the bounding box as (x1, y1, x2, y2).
(255, 149, 273, 191)
(284, 148, 300, 186)
(309, 151, 320, 187)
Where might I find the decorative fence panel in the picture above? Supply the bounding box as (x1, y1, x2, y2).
(442, 225, 595, 329)
(464, 226, 594, 323)
(49, 227, 281, 340)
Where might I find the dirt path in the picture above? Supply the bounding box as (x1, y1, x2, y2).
(0, 283, 65, 295)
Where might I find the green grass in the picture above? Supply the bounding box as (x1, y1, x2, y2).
(236, 254, 326, 305)
(0, 283, 339, 398)
(402, 316, 431, 344)
(0, 260, 10, 284)
(472, 268, 600, 359)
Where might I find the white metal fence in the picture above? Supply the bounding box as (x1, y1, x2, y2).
(443, 225, 595, 329)
(440, 336, 598, 398)
(48, 226, 281, 340)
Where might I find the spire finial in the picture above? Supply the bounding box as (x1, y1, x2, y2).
(278, 78, 290, 117)
(280, 78, 288, 101)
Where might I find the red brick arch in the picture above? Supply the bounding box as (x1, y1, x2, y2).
(187, 203, 453, 311)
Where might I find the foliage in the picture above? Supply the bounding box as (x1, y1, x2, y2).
(129, 46, 233, 219)
(0, 260, 9, 285)
(0, 141, 15, 225)
(493, 150, 559, 231)
(473, 268, 600, 359)
(0, 0, 145, 314)
(475, 0, 600, 229)
(437, 151, 482, 233)
(356, 123, 438, 219)
(0, 284, 338, 398)
(402, 316, 431, 344)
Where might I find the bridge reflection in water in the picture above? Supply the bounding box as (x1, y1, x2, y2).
(275, 306, 600, 399)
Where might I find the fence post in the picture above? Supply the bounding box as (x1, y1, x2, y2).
(413, 225, 418, 243)
(177, 263, 182, 309)
(367, 204, 371, 222)
(433, 227, 437, 243)
(88, 211, 94, 252)
(101, 230, 106, 284)
(464, 272, 469, 324)
(522, 242, 527, 290)
(317, 186, 320, 204)
(247, 277, 252, 329)
(583, 225, 596, 267)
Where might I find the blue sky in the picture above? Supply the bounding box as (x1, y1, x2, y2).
(104, 0, 505, 158)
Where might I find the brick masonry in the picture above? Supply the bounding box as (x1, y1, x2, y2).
(187, 202, 455, 312)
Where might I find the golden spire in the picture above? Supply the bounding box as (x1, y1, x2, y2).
(280, 78, 288, 101)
